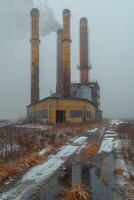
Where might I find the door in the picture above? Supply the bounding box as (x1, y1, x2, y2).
(56, 110, 66, 123)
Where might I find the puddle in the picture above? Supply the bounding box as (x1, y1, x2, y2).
(89, 149, 124, 200)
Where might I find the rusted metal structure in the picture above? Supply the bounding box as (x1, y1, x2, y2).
(63, 9, 71, 97)
(79, 17, 90, 84)
(56, 29, 64, 96)
(31, 8, 40, 104)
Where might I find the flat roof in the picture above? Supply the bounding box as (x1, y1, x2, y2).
(27, 96, 96, 108)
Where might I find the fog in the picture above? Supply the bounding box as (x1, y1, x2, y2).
(0, 0, 134, 119)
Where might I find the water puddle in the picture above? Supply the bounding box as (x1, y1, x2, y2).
(90, 152, 123, 200)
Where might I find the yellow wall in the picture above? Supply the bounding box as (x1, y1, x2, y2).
(27, 98, 96, 123)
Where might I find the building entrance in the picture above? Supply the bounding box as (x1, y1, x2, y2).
(56, 110, 66, 123)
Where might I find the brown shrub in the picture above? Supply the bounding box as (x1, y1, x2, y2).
(114, 167, 124, 175)
(82, 142, 100, 161)
(61, 186, 90, 200)
(0, 166, 19, 182)
(117, 123, 134, 135)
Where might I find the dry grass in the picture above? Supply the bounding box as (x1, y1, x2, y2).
(0, 140, 67, 183)
(114, 167, 124, 175)
(129, 174, 134, 181)
(0, 121, 105, 183)
(61, 186, 90, 200)
(0, 154, 44, 182)
(0, 148, 54, 182)
(82, 142, 100, 161)
(53, 140, 66, 149)
(117, 123, 134, 135)
(125, 187, 134, 195)
(18, 153, 44, 168)
(0, 166, 19, 182)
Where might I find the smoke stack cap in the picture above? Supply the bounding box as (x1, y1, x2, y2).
(57, 28, 63, 34)
(57, 29, 63, 34)
(80, 17, 88, 23)
(63, 9, 71, 15)
(31, 8, 40, 16)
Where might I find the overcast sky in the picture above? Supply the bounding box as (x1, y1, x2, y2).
(0, 0, 134, 119)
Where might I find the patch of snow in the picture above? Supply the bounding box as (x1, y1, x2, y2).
(0, 135, 89, 200)
(76, 142, 88, 154)
(73, 136, 88, 145)
(109, 119, 124, 126)
(86, 128, 98, 134)
(98, 137, 114, 153)
(1, 145, 78, 200)
(0, 123, 10, 127)
(114, 139, 122, 150)
(69, 136, 77, 142)
(106, 130, 116, 134)
(105, 133, 117, 138)
(38, 147, 49, 156)
(15, 124, 52, 130)
(22, 145, 78, 183)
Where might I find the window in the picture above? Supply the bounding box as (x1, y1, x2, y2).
(86, 111, 91, 119)
(70, 110, 83, 118)
(31, 110, 48, 119)
(31, 112, 36, 118)
(42, 109, 48, 118)
(88, 111, 91, 118)
(36, 111, 42, 118)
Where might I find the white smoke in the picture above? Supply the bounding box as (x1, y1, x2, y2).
(0, 0, 61, 39)
(34, 0, 47, 8)
(0, 0, 60, 119)
(34, 0, 61, 36)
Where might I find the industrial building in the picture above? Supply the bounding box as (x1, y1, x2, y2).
(27, 8, 102, 124)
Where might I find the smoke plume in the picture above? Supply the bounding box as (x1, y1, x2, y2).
(0, 0, 61, 39)
(34, 0, 61, 36)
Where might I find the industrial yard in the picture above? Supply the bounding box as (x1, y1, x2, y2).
(0, 0, 134, 200)
(0, 120, 134, 200)
(28, 8, 102, 124)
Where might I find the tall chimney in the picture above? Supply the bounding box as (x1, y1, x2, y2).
(63, 9, 71, 97)
(56, 29, 64, 96)
(79, 17, 90, 84)
(31, 8, 40, 104)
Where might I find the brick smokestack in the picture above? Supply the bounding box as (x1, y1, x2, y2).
(56, 29, 64, 96)
(79, 17, 90, 84)
(63, 9, 71, 97)
(31, 8, 40, 104)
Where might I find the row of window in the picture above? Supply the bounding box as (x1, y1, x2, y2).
(86, 111, 91, 118)
(70, 110, 93, 119)
(70, 110, 83, 118)
(30, 109, 93, 119)
(31, 109, 48, 118)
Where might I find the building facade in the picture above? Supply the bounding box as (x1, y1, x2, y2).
(27, 97, 96, 124)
